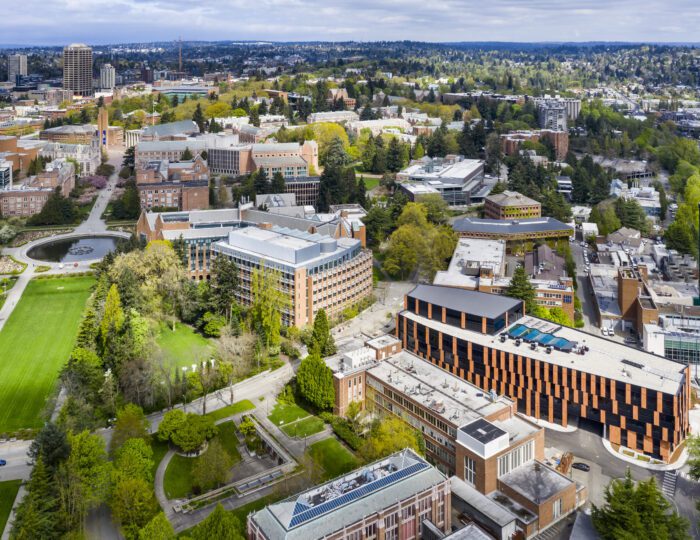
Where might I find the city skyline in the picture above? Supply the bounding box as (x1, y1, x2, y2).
(4, 0, 700, 46)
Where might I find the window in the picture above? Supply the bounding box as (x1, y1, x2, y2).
(553, 498, 562, 519)
(497, 439, 535, 477)
(464, 456, 476, 486)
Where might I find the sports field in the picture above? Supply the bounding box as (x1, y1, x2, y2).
(0, 276, 94, 432)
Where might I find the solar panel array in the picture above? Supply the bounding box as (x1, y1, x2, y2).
(288, 461, 429, 529)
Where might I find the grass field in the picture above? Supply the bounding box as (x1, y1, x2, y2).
(268, 401, 311, 426)
(150, 435, 170, 481)
(0, 276, 94, 432)
(163, 421, 241, 500)
(156, 322, 214, 372)
(206, 399, 255, 422)
(0, 480, 21, 534)
(281, 416, 326, 438)
(307, 438, 359, 480)
(361, 176, 381, 190)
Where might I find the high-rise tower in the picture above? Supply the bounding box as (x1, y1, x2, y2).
(63, 43, 93, 96)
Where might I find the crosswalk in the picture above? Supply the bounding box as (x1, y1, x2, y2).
(661, 470, 677, 498)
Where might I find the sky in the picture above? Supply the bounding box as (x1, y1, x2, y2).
(3, 0, 700, 46)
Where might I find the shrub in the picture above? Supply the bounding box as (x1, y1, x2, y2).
(328, 416, 363, 451)
(281, 341, 300, 360)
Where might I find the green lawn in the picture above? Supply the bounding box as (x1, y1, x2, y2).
(156, 321, 215, 375)
(150, 435, 170, 481)
(207, 399, 255, 422)
(268, 401, 310, 426)
(0, 480, 21, 534)
(307, 438, 360, 480)
(163, 421, 241, 500)
(0, 276, 95, 432)
(361, 177, 381, 190)
(281, 416, 326, 438)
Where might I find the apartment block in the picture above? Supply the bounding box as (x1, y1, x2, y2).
(63, 43, 93, 97)
(8, 54, 27, 83)
(248, 449, 451, 540)
(484, 190, 541, 220)
(397, 285, 690, 462)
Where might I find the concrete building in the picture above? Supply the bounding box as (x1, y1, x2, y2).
(397, 285, 690, 462)
(500, 130, 569, 162)
(397, 157, 488, 207)
(251, 141, 318, 179)
(136, 205, 368, 282)
(248, 449, 451, 540)
(307, 111, 359, 124)
(0, 160, 11, 189)
(452, 217, 573, 243)
(610, 180, 661, 216)
(283, 176, 321, 206)
(433, 239, 575, 321)
(592, 156, 653, 182)
(484, 190, 541, 220)
(135, 140, 208, 166)
(213, 224, 373, 326)
(100, 63, 116, 90)
(326, 87, 356, 109)
(135, 155, 209, 211)
(7, 54, 27, 84)
(535, 100, 567, 131)
(63, 43, 93, 97)
(0, 158, 75, 217)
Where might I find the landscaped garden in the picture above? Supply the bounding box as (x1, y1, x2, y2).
(0, 275, 94, 433)
(280, 416, 326, 438)
(306, 437, 360, 480)
(163, 420, 242, 500)
(206, 399, 255, 422)
(267, 400, 311, 427)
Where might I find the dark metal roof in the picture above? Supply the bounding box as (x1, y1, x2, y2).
(453, 217, 573, 235)
(407, 284, 522, 320)
(459, 418, 507, 443)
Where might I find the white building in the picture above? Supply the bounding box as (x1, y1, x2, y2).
(100, 64, 116, 90)
(40, 142, 101, 177)
(306, 111, 359, 124)
(7, 54, 27, 83)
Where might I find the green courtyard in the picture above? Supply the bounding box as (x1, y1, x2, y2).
(156, 321, 215, 373)
(307, 437, 359, 480)
(0, 276, 95, 433)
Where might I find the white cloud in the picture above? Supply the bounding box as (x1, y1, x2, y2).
(3, 0, 700, 44)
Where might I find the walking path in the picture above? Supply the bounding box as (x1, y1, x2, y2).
(0, 158, 122, 333)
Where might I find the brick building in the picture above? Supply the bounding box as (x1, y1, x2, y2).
(0, 159, 75, 217)
(484, 191, 541, 220)
(39, 124, 96, 145)
(0, 135, 41, 178)
(135, 155, 209, 211)
(397, 285, 690, 462)
(248, 449, 451, 540)
(500, 130, 570, 162)
(453, 217, 573, 243)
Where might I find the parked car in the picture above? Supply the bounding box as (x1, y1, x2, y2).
(572, 462, 590, 472)
(0, 459, 6, 466)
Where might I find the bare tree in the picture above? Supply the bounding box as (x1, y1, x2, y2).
(216, 332, 255, 404)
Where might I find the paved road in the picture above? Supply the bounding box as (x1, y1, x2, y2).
(0, 440, 32, 482)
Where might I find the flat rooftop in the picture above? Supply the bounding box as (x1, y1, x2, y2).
(460, 418, 507, 444)
(500, 461, 573, 504)
(401, 310, 686, 394)
(367, 351, 516, 428)
(250, 449, 445, 539)
(453, 217, 573, 236)
(486, 190, 540, 207)
(408, 284, 522, 321)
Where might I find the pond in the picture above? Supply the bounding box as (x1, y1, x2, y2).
(27, 236, 119, 263)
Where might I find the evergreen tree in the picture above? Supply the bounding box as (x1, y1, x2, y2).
(361, 133, 376, 172)
(372, 135, 387, 173)
(249, 106, 260, 127)
(181, 147, 194, 161)
(11, 459, 65, 539)
(270, 172, 285, 193)
(75, 307, 98, 350)
(192, 103, 206, 133)
(252, 168, 269, 195)
(310, 308, 335, 356)
(505, 266, 536, 311)
(190, 504, 244, 540)
(296, 351, 335, 411)
(138, 512, 175, 540)
(413, 141, 425, 159)
(211, 256, 239, 322)
(386, 137, 404, 172)
(28, 423, 70, 471)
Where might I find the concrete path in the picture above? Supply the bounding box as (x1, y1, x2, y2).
(0, 151, 123, 332)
